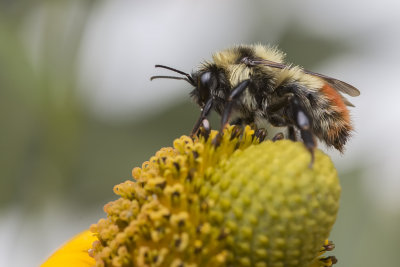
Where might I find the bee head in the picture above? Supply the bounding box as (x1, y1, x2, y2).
(151, 64, 221, 109)
(193, 71, 218, 107)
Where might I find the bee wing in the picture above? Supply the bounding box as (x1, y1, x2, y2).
(341, 96, 355, 107)
(302, 69, 360, 97)
(249, 59, 360, 97)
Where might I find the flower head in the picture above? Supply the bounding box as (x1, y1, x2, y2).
(89, 126, 341, 267)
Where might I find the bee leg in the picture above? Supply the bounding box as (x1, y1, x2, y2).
(230, 118, 243, 126)
(301, 130, 316, 167)
(198, 118, 211, 140)
(221, 79, 250, 130)
(201, 118, 211, 133)
(272, 132, 284, 142)
(267, 93, 294, 113)
(319, 256, 338, 266)
(230, 125, 244, 140)
(289, 96, 316, 167)
(254, 128, 267, 142)
(288, 126, 297, 141)
(191, 98, 213, 137)
(269, 114, 287, 127)
(211, 131, 223, 147)
(321, 240, 335, 252)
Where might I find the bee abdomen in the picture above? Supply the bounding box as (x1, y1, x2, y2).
(318, 84, 352, 152)
(320, 84, 350, 122)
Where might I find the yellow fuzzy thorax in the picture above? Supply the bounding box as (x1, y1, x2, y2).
(211, 44, 324, 91)
(212, 44, 285, 67)
(90, 126, 340, 267)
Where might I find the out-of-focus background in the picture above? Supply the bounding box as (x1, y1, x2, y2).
(1, 1, 399, 266)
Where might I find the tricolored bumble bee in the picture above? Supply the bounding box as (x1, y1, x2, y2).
(151, 44, 360, 162)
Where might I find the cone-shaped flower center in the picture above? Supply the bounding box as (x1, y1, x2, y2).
(90, 126, 340, 267)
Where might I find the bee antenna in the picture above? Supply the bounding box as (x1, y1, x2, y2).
(150, 75, 193, 84)
(153, 64, 195, 85)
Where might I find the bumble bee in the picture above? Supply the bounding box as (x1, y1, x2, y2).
(151, 44, 360, 162)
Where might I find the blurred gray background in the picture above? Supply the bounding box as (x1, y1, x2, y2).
(1, 1, 399, 266)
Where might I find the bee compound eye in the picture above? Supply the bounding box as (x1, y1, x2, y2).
(199, 72, 212, 88)
(197, 72, 213, 104)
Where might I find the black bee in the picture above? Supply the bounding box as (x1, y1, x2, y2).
(151, 44, 360, 162)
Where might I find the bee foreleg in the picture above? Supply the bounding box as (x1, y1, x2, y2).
(191, 98, 213, 137)
(221, 79, 250, 130)
(198, 118, 211, 140)
(201, 118, 210, 133)
(289, 96, 316, 167)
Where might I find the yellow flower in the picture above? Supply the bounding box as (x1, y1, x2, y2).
(42, 126, 340, 267)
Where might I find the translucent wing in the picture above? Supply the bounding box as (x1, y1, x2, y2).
(302, 69, 360, 97)
(247, 59, 360, 97)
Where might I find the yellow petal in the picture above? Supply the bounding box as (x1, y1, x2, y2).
(41, 230, 96, 267)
